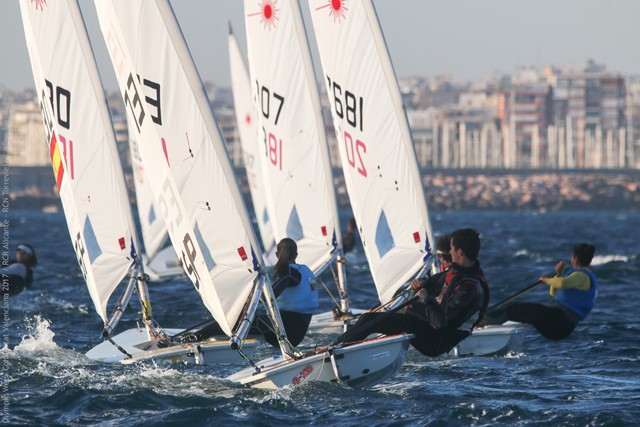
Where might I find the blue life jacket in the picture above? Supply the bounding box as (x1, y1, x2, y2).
(276, 264, 319, 314)
(555, 268, 598, 320)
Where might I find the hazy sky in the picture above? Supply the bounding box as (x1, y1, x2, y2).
(3, 0, 640, 92)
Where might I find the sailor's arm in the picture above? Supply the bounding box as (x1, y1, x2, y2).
(543, 271, 592, 296)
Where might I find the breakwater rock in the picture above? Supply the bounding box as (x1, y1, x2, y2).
(331, 170, 640, 211)
(424, 171, 640, 211)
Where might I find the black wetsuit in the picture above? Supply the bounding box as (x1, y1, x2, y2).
(334, 262, 489, 357)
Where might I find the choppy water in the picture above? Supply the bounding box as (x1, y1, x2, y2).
(3, 209, 640, 426)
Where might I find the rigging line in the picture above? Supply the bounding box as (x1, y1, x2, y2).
(328, 262, 339, 290)
(237, 346, 261, 373)
(107, 336, 132, 359)
(319, 277, 340, 307)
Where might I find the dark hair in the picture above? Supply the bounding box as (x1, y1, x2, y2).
(274, 238, 297, 277)
(18, 243, 37, 268)
(436, 234, 452, 263)
(573, 243, 596, 266)
(450, 228, 480, 261)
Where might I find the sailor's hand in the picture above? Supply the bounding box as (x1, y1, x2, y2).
(410, 278, 424, 290)
(555, 260, 565, 276)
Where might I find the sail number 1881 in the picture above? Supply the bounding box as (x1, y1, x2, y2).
(327, 76, 367, 177)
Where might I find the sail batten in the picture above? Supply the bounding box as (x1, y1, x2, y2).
(307, 0, 436, 304)
(20, 0, 138, 322)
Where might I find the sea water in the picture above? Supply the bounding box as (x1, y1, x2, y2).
(3, 209, 639, 426)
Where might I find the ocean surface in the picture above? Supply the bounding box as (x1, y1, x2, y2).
(3, 209, 639, 426)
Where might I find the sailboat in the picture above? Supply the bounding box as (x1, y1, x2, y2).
(95, 0, 411, 389)
(306, 0, 525, 357)
(21, 0, 260, 365)
(241, 0, 364, 334)
(20, 0, 146, 352)
(227, 24, 277, 266)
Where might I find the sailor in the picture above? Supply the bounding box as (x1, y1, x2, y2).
(259, 238, 319, 348)
(2, 243, 38, 297)
(333, 228, 489, 357)
(488, 243, 598, 340)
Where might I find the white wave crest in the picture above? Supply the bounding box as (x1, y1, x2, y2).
(14, 315, 58, 353)
(592, 254, 628, 265)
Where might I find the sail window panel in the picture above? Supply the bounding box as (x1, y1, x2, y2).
(194, 222, 216, 272)
(286, 205, 304, 241)
(375, 211, 395, 258)
(83, 217, 103, 263)
(148, 205, 156, 225)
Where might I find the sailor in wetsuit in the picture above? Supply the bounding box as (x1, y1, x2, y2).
(2, 243, 38, 297)
(333, 228, 489, 357)
(495, 243, 598, 340)
(259, 238, 319, 348)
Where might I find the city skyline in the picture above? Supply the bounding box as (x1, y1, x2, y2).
(2, 0, 640, 93)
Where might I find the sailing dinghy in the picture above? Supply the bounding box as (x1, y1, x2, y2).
(307, 0, 525, 357)
(20, 0, 250, 365)
(241, 0, 365, 334)
(96, 0, 411, 388)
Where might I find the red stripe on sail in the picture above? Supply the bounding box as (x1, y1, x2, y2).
(161, 138, 170, 166)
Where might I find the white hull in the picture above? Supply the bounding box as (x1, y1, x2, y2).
(308, 308, 367, 334)
(142, 251, 184, 281)
(86, 328, 259, 365)
(227, 334, 411, 389)
(450, 322, 528, 357)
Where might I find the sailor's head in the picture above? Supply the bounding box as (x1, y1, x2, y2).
(276, 238, 297, 262)
(17, 243, 37, 268)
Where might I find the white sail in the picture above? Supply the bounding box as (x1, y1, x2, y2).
(19, 0, 138, 322)
(94, 0, 263, 337)
(227, 25, 276, 258)
(307, 0, 436, 304)
(127, 122, 181, 278)
(243, 0, 342, 273)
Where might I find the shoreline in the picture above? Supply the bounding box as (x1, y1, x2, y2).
(7, 167, 640, 212)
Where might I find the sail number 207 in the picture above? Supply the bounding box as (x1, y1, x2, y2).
(327, 76, 367, 177)
(255, 81, 285, 171)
